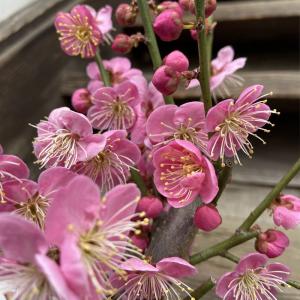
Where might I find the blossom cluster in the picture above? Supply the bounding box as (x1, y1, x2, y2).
(0, 1, 299, 300)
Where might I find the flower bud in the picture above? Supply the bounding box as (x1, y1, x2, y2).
(157, 1, 183, 16)
(115, 3, 137, 26)
(137, 196, 164, 219)
(153, 9, 183, 42)
(71, 88, 92, 114)
(190, 29, 197, 40)
(255, 229, 289, 258)
(179, 0, 195, 13)
(194, 204, 222, 232)
(205, 0, 217, 18)
(152, 65, 180, 95)
(131, 234, 149, 252)
(112, 34, 133, 53)
(163, 50, 189, 72)
(272, 194, 300, 229)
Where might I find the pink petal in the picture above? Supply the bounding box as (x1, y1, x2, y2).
(0, 154, 29, 180)
(99, 183, 140, 224)
(205, 99, 233, 132)
(267, 263, 290, 281)
(236, 85, 264, 106)
(156, 257, 197, 278)
(198, 157, 219, 203)
(146, 105, 177, 143)
(35, 254, 79, 300)
(45, 175, 100, 245)
(216, 271, 238, 299)
(96, 5, 113, 35)
(38, 167, 78, 198)
(180, 172, 205, 190)
(235, 252, 268, 274)
(120, 258, 158, 272)
(92, 87, 116, 105)
(187, 78, 200, 89)
(60, 234, 89, 296)
(86, 62, 100, 80)
(0, 214, 47, 263)
(77, 133, 106, 161)
(105, 57, 131, 74)
(167, 191, 198, 208)
(174, 101, 206, 127)
(115, 81, 140, 106)
(273, 207, 300, 229)
(224, 57, 247, 74)
(214, 46, 234, 68)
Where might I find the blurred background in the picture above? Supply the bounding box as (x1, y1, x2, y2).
(0, 0, 299, 298)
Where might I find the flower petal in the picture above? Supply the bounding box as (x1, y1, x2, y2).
(235, 252, 268, 274)
(120, 258, 159, 272)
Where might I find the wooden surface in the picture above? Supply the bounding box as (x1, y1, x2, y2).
(61, 68, 300, 101)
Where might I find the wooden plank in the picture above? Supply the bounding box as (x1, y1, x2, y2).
(214, 0, 300, 22)
(130, 0, 300, 28)
(60, 69, 300, 101)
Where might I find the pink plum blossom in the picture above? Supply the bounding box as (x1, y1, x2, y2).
(55, 5, 102, 58)
(85, 5, 114, 44)
(216, 252, 290, 300)
(147, 102, 208, 154)
(153, 140, 218, 207)
(114, 257, 197, 299)
(0, 167, 77, 228)
(188, 46, 246, 98)
(86, 57, 147, 96)
(87, 81, 141, 131)
(73, 130, 141, 193)
(0, 214, 77, 299)
(255, 229, 289, 258)
(33, 107, 105, 169)
(45, 175, 143, 298)
(272, 194, 300, 229)
(206, 85, 277, 166)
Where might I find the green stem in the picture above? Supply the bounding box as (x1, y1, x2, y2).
(184, 278, 215, 300)
(213, 166, 232, 205)
(195, 0, 212, 112)
(220, 251, 240, 264)
(190, 231, 258, 265)
(287, 280, 300, 290)
(221, 252, 300, 291)
(239, 157, 300, 231)
(95, 49, 110, 86)
(130, 169, 148, 196)
(136, 0, 174, 105)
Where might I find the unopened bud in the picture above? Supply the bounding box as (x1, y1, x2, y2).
(137, 197, 164, 219)
(112, 34, 133, 53)
(71, 88, 92, 114)
(194, 204, 222, 232)
(115, 3, 137, 26)
(163, 50, 189, 72)
(153, 9, 183, 42)
(157, 1, 183, 16)
(152, 65, 180, 95)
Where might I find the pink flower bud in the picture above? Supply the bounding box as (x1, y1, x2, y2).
(179, 0, 195, 13)
(71, 88, 92, 114)
(131, 234, 149, 252)
(115, 3, 137, 26)
(163, 50, 189, 72)
(137, 196, 164, 219)
(112, 34, 133, 53)
(158, 1, 183, 16)
(152, 65, 180, 95)
(194, 204, 222, 232)
(255, 229, 289, 258)
(153, 9, 183, 42)
(205, 0, 217, 18)
(190, 29, 198, 40)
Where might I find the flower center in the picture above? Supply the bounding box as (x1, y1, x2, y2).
(227, 267, 289, 300)
(75, 26, 92, 43)
(14, 193, 49, 229)
(35, 129, 80, 169)
(174, 124, 198, 143)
